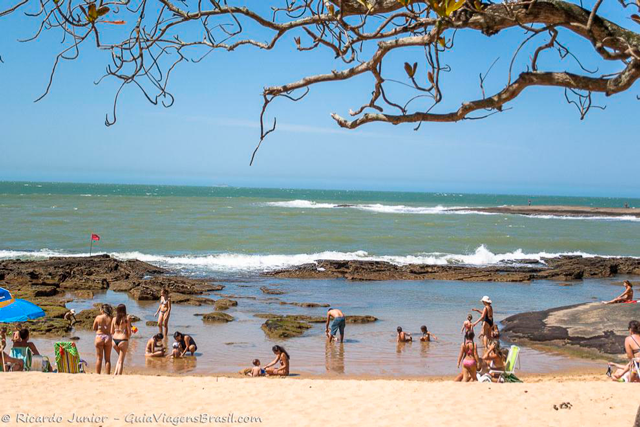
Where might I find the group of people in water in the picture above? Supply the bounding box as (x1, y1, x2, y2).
(3, 282, 638, 381)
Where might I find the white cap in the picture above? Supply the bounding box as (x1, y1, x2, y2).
(70, 309, 76, 314)
(481, 296, 492, 304)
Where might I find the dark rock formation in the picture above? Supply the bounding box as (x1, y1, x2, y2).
(267, 256, 640, 282)
(261, 317, 312, 339)
(260, 286, 286, 295)
(453, 205, 640, 218)
(201, 312, 235, 323)
(501, 302, 640, 359)
(257, 313, 378, 339)
(276, 301, 330, 308)
(214, 299, 238, 311)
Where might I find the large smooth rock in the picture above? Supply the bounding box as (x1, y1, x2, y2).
(260, 286, 286, 295)
(502, 302, 640, 359)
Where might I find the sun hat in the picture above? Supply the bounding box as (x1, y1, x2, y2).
(481, 296, 492, 304)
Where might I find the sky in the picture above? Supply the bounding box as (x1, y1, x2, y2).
(0, 1, 639, 197)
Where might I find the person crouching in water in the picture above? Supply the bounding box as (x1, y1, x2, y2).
(420, 325, 438, 342)
(325, 307, 346, 343)
(397, 326, 412, 342)
(145, 333, 166, 357)
(172, 331, 197, 357)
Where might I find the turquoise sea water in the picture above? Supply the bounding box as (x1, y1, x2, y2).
(1, 181, 639, 375)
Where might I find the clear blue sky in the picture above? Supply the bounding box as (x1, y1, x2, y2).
(0, 2, 638, 197)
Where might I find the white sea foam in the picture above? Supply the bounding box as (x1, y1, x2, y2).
(0, 246, 632, 273)
(265, 200, 640, 222)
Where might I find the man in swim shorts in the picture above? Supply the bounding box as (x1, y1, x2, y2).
(326, 308, 346, 343)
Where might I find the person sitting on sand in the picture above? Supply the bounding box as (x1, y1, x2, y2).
(603, 281, 634, 304)
(111, 304, 132, 375)
(397, 326, 412, 343)
(0, 328, 24, 372)
(12, 328, 40, 356)
(172, 331, 197, 357)
(609, 320, 640, 382)
(264, 345, 290, 376)
(419, 325, 437, 342)
(326, 307, 346, 343)
(93, 304, 113, 374)
(456, 330, 480, 382)
(145, 333, 166, 357)
(249, 359, 265, 377)
(472, 296, 494, 348)
(154, 288, 171, 337)
(481, 327, 506, 379)
(64, 309, 77, 326)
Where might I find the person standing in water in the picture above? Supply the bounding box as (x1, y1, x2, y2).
(472, 296, 494, 348)
(111, 304, 132, 375)
(92, 304, 113, 374)
(603, 281, 634, 304)
(325, 308, 346, 343)
(154, 288, 172, 337)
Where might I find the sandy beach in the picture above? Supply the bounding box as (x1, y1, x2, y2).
(0, 372, 637, 427)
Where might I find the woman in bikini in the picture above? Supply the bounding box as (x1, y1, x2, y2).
(456, 330, 480, 382)
(145, 333, 166, 357)
(603, 280, 634, 304)
(264, 345, 290, 376)
(472, 296, 494, 348)
(173, 331, 197, 357)
(111, 304, 132, 375)
(608, 320, 640, 382)
(154, 288, 171, 337)
(92, 304, 113, 374)
(481, 326, 506, 379)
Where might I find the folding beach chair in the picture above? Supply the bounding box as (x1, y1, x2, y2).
(54, 342, 84, 373)
(489, 345, 522, 383)
(10, 347, 33, 371)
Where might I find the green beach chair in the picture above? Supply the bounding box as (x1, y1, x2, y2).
(10, 347, 33, 371)
(490, 345, 522, 383)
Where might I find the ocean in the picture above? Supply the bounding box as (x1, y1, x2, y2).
(1, 181, 639, 375)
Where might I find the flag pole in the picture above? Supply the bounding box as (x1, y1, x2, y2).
(89, 235, 93, 256)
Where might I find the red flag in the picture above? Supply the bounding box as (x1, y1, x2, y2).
(91, 234, 101, 242)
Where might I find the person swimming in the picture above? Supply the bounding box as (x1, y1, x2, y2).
(396, 326, 412, 343)
(419, 325, 437, 342)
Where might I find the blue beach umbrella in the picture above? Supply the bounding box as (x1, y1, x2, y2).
(0, 288, 45, 323)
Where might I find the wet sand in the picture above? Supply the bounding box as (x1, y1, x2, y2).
(0, 372, 635, 427)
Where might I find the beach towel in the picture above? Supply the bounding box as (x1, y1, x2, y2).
(54, 342, 82, 373)
(10, 347, 33, 371)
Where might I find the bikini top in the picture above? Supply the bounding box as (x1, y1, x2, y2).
(631, 336, 640, 354)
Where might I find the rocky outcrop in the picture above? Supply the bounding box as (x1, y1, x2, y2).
(261, 317, 312, 339)
(200, 312, 235, 323)
(452, 205, 640, 218)
(267, 256, 640, 282)
(0, 255, 224, 300)
(260, 286, 286, 295)
(502, 302, 640, 359)
(214, 299, 238, 311)
(257, 313, 378, 339)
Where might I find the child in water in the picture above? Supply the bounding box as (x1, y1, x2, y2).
(419, 325, 438, 342)
(461, 314, 474, 336)
(250, 359, 265, 377)
(396, 326, 412, 342)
